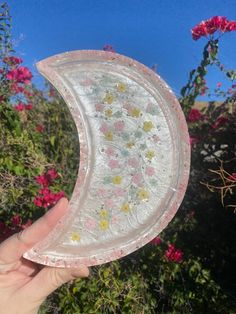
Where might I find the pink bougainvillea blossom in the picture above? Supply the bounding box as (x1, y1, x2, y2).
(212, 116, 229, 129)
(35, 124, 44, 133)
(191, 16, 236, 40)
(6, 66, 32, 84)
(14, 103, 25, 111)
(150, 236, 161, 245)
(35, 169, 58, 187)
(25, 103, 33, 110)
(187, 108, 203, 122)
(103, 44, 115, 52)
(165, 244, 183, 263)
(3, 56, 23, 66)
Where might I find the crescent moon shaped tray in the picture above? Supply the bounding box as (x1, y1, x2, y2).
(23, 50, 190, 267)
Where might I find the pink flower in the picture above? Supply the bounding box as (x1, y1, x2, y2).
(85, 218, 97, 230)
(11, 83, 24, 94)
(104, 199, 114, 208)
(99, 123, 109, 134)
(35, 174, 50, 186)
(96, 188, 108, 198)
(25, 103, 33, 110)
(189, 136, 200, 146)
(108, 159, 120, 169)
(105, 147, 115, 157)
(150, 236, 161, 245)
(191, 21, 208, 40)
(35, 124, 44, 133)
(113, 187, 125, 197)
(7, 66, 32, 84)
(114, 120, 125, 131)
(145, 166, 155, 176)
(228, 173, 236, 181)
(21, 219, 32, 229)
(132, 173, 142, 185)
(3, 56, 23, 66)
(216, 82, 222, 88)
(128, 157, 139, 168)
(47, 168, 58, 180)
(103, 44, 115, 52)
(95, 103, 104, 112)
(14, 103, 24, 111)
(212, 116, 228, 129)
(187, 109, 203, 122)
(165, 244, 183, 263)
(11, 215, 22, 226)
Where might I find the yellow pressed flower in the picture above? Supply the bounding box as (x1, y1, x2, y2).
(130, 107, 140, 118)
(103, 92, 114, 104)
(105, 131, 113, 141)
(143, 121, 154, 132)
(121, 202, 130, 213)
(105, 108, 113, 117)
(146, 150, 155, 160)
(126, 141, 135, 149)
(138, 188, 150, 201)
(71, 232, 80, 241)
(112, 175, 122, 185)
(99, 219, 109, 230)
(117, 82, 126, 92)
(100, 209, 108, 218)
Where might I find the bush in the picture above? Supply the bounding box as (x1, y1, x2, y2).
(0, 4, 236, 313)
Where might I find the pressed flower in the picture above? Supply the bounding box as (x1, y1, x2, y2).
(138, 188, 150, 200)
(71, 232, 80, 241)
(117, 82, 126, 92)
(126, 141, 135, 149)
(143, 121, 154, 132)
(103, 92, 114, 104)
(99, 219, 109, 230)
(105, 131, 113, 141)
(105, 108, 113, 117)
(130, 107, 141, 118)
(121, 202, 131, 213)
(112, 175, 122, 185)
(146, 150, 155, 160)
(99, 209, 108, 218)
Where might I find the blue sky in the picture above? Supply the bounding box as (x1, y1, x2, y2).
(7, 0, 236, 98)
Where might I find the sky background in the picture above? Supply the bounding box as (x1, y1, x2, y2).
(7, 0, 236, 99)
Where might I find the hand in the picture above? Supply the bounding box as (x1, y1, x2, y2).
(0, 198, 89, 314)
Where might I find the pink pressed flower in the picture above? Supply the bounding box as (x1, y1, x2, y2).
(114, 120, 125, 131)
(96, 188, 108, 198)
(187, 109, 203, 123)
(85, 218, 97, 230)
(150, 236, 161, 245)
(104, 199, 114, 208)
(152, 135, 160, 143)
(113, 187, 125, 197)
(165, 244, 183, 263)
(145, 166, 155, 176)
(132, 173, 142, 185)
(111, 216, 119, 224)
(128, 157, 139, 168)
(99, 123, 109, 134)
(216, 82, 222, 88)
(108, 159, 120, 169)
(95, 103, 104, 112)
(105, 147, 115, 157)
(25, 103, 33, 110)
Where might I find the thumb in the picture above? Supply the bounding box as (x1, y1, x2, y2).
(26, 265, 89, 302)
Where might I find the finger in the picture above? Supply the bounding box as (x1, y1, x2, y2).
(24, 265, 89, 301)
(0, 198, 69, 264)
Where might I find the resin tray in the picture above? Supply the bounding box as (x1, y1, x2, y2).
(23, 50, 190, 267)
